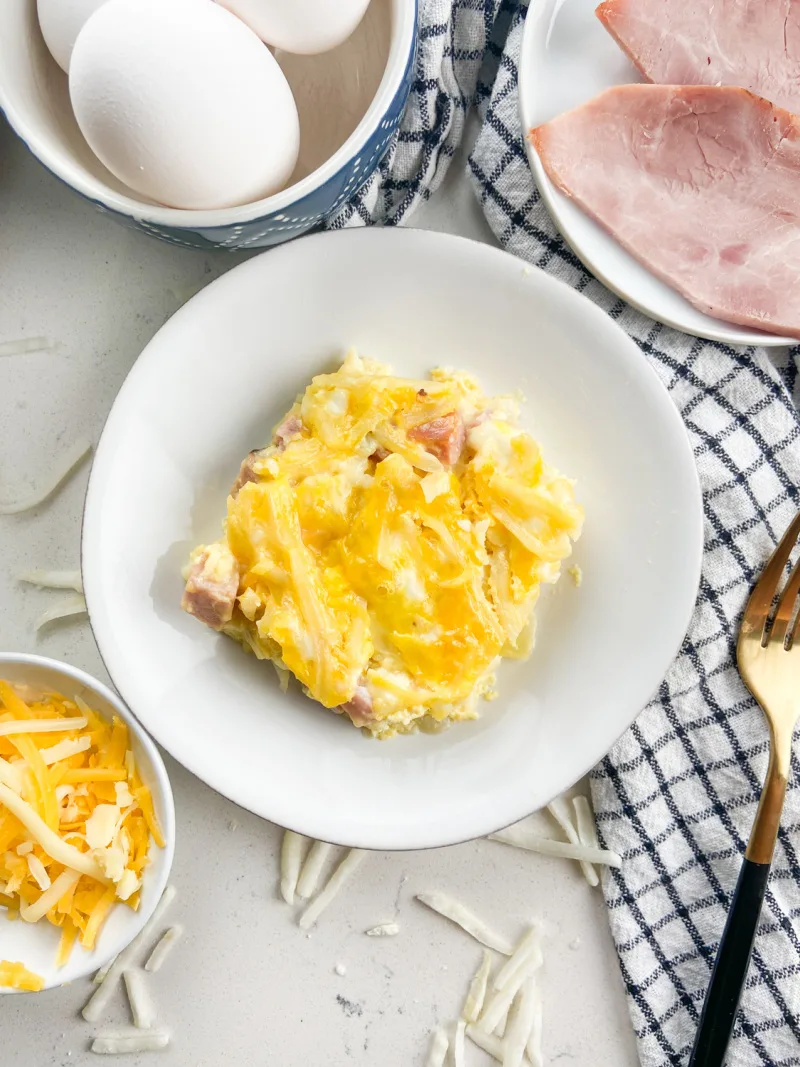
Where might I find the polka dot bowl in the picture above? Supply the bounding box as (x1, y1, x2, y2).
(0, 0, 417, 251)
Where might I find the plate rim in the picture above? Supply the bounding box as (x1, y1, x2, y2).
(81, 226, 704, 850)
(517, 0, 795, 349)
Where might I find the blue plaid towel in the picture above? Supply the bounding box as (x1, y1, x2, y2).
(333, 1, 800, 1062)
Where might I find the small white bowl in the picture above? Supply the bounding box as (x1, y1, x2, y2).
(0, 654, 175, 993)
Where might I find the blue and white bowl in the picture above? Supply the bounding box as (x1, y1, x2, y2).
(0, 0, 417, 251)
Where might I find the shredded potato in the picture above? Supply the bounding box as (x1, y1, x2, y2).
(0, 681, 164, 975)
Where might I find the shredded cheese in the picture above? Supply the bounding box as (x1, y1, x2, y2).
(526, 985, 544, 1067)
(466, 1024, 504, 1062)
(124, 969, 155, 1029)
(0, 336, 54, 357)
(463, 949, 492, 1022)
(454, 1018, 466, 1067)
(18, 569, 83, 593)
(0, 960, 44, 991)
(34, 595, 87, 631)
(296, 840, 333, 900)
(488, 829, 621, 868)
(503, 978, 537, 1067)
(0, 439, 92, 515)
(494, 926, 542, 992)
(145, 925, 183, 973)
(299, 848, 366, 930)
(416, 891, 515, 955)
(91, 1030, 170, 1054)
(279, 830, 308, 905)
(83, 886, 176, 1022)
(573, 795, 601, 854)
(547, 798, 598, 886)
(479, 947, 541, 1036)
(424, 1027, 449, 1067)
(365, 921, 400, 938)
(0, 681, 165, 970)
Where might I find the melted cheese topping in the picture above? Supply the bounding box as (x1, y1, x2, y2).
(191, 354, 583, 737)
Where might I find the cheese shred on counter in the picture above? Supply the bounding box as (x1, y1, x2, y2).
(182, 353, 583, 738)
(0, 681, 164, 977)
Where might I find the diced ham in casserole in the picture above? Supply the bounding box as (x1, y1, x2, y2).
(408, 412, 466, 465)
(339, 685, 375, 726)
(229, 416, 304, 497)
(273, 414, 303, 450)
(181, 545, 239, 629)
(230, 449, 265, 497)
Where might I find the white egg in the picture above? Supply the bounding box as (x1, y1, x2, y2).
(217, 0, 373, 55)
(69, 0, 300, 210)
(37, 0, 109, 72)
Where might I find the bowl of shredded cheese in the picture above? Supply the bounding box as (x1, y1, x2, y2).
(0, 653, 174, 993)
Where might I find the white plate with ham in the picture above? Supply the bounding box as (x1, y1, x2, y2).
(81, 227, 702, 850)
(519, 0, 798, 346)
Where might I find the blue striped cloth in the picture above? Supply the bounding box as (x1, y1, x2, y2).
(334, 1, 800, 1062)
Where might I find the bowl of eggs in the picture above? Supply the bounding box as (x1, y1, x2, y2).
(0, 0, 417, 250)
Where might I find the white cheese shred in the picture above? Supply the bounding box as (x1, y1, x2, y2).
(547, 798, 598, 886)
(463, 949, 492, 1022)
(573, 794, 601, 853)
(0, 336, 53, 357)
(94, 955, 118, 985)
(503, 978, 537, 1067)
(144, 925, 184, 973)
(526, 985, 544, 1067)
(90, 1029, 170, 1054)
(280, 830, 308, 905)
(365, 922, 400, 938)
(416, 891, 515, 955)
(488, 829, 621, 869)
(479, 947, 541, 1035)
(454, 1018, 466, 1067)
(467, 1024, 505, 1062)
(123, 969, 155, 1030)
(34, 595, 88, 632)
(0, 716, 87, 737)
(299, 848, 366, 930)
(296, 840, 333, 900)
(424, 1026, 449, 1067)
(18, 569, 83, 592)
(83, 886, 176, 1023)
(494, 926, 542, 992)
(0, 783, 106, 883)
(0, 439, 92, 515)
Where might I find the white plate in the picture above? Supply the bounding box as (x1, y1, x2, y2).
(518, 0, 795, 347)
(82, 228, 702, 851)
(0, 654, 174, 992)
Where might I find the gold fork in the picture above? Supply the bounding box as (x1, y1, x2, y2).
(688, 510, 800, 1066)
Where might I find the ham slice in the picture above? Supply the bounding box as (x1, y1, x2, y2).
(596, 0, 800, 115)
(530, 84, 800, 339)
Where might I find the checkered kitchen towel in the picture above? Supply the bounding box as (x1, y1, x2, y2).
(466, 3, 800, 1066)
(331, 0, 800, 1062)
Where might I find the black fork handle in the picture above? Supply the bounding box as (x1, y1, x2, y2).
(687, 857, 771, 1066)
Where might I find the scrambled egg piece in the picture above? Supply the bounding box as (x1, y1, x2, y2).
(182, 353, 583, 738)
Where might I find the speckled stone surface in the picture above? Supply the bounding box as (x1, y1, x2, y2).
(0, 114, 639, 1067)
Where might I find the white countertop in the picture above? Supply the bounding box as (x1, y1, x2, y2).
(0, 113, 639, 1067)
